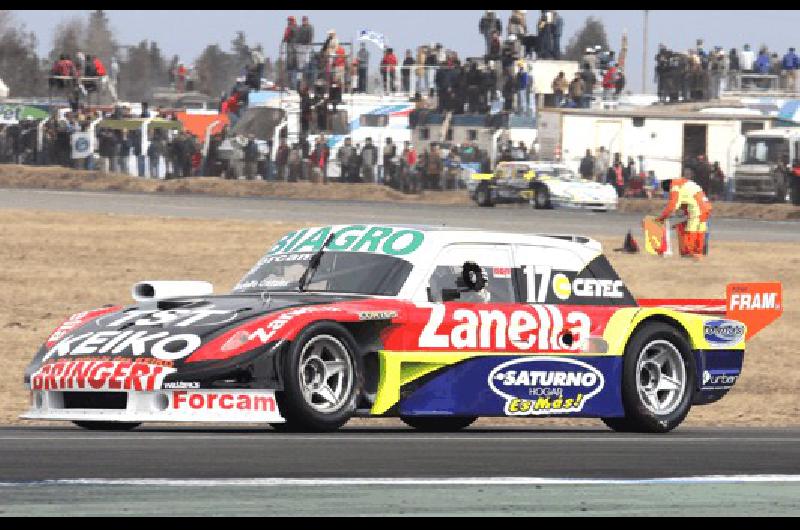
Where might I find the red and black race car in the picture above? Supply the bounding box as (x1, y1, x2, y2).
(23, 224, 781, 432)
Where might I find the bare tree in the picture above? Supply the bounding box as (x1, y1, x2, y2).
(193, 32, 258, 97)
(0, 11, 45, 96)
(84, 10, 117, 68)
(564, 17, 610, 62)
(0, 10, 12, 33)
(49, 17, 85, 64)
(194, 43, 236, 98)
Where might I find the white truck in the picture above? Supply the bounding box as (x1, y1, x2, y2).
(733, 128, 800, 203)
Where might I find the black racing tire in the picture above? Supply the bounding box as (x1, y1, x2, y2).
(274, 322, 361, 433)
(72, 421, 141, 431)
(532, 185, 551, 210)
(400, 415, 477, 432)
(601, 322, 696, 434)
(475, 182, 494, 207)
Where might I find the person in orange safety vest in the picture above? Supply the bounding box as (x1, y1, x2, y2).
(656, 176, 712, 258)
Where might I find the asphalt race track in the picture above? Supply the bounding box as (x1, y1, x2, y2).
(2, 426, 799, 480)
(2, 188, 800, 243)
(0, 426, 799, 516)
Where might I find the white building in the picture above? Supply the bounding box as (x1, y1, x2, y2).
(538, 106, 774, 179)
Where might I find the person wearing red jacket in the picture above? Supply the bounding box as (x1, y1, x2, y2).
(333, 43, 346, 84)
(93, 57, 107, 77)
(176, 64, 187, 93)
(602, 63, 619, 100)
(381, 48, 398, 93)
(221, 92, 241, 126)
(402, 141, 419, 193)
(50, 55, 78, 89)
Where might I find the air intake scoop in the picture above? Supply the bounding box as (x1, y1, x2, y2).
(132, 281, 214, 302)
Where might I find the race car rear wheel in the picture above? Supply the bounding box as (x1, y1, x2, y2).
(532, 185, 551, 209)
(602, 322, 695, 433)
(72, 421, 141, 431)
(274, 322, 360, 432)
(400, 416, 477, 432)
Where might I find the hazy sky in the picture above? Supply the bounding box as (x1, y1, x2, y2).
(12, 10, 799, 93)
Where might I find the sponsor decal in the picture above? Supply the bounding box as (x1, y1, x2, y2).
(521, 264, 629, 305)
(47, 311, 91, 345)
(268, 225, 425, 256)
(702, 370, 739, 390)
(42, 330, 202, 362)
(163, 381, 200, 389)
(488, 357, 605, 415)
(172, 390, 276, 412)
(552, 273, 572, 300)
(46, 307, 120, 346)
(729, 290, 778, 311)
(492, 267, 512, 279)
(726, 282, 783, 340)
(235, 278, 292, 291)
(98, 309, 235, 328)
(703, 319, 745, 348)
(418, 304, 590, 352)
(229, 306, 344, 350)
(358, 310, 398, 321)
(31, 359, 175, 391)
(551, 275, 625, 301)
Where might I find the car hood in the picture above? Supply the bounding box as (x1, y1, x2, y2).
(27, 292, 364, 372)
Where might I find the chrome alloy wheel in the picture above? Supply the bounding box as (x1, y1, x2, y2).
(635, 340, 687, 416)
(298, 335, 354, 413)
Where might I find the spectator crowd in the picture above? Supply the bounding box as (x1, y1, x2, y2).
(577, 147, 729, 200)
(655, 40, 800, 103)
(272, 11, 571, 118)
(0, 102, 206, 179)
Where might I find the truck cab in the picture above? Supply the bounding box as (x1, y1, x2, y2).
(733, 128, 800, 202)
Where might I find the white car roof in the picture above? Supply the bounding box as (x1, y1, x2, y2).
(265, 224, 604, 301)
(272, 224, 602, 259)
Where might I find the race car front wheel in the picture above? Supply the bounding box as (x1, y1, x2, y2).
(602, 322, 695, 433)
(73, 421, 141, 431)
(475, 183, 494, 207)
(400, 415, 477, 432)
(273, 322, 360, 432)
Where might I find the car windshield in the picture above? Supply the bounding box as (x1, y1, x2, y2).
(744, 137, 788, 164)
(232, 251, 412, 296)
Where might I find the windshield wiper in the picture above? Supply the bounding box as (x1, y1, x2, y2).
(297, 232, 336, 292)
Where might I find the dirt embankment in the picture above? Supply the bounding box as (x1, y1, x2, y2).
(0, 164, 468, 205)
(2, 164, 800, 220)
(0, 209, 796, 427)
(616, 197, 800, 221)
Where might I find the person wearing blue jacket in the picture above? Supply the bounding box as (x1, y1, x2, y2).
(755, 49, 771, 74)
(781, 48, 800, 92)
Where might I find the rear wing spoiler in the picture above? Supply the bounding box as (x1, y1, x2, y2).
(637, 282, 782, 340)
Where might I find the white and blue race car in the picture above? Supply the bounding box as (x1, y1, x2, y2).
(470, 161, 619, 211)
